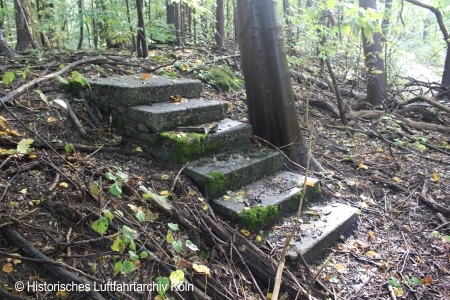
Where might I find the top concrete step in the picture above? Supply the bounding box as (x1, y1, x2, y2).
(88, 74, 202, 107)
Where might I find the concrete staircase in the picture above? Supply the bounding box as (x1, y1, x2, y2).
(88, 74, 357, 261)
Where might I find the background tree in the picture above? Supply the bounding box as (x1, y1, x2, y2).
(14, 0, 38, 50)
(0, 28, 18, 56)
(215, 0, 224, 47)
(236, 0, 324, 172)
(359, 0, 387, 106)
(136, 0, 148, 57)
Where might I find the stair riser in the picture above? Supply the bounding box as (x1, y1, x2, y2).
(184, 148, 284, 199)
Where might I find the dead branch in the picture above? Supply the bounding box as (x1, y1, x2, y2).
(418, 181, 450, 215)
(397, 95, 450, 114)
(64, 99, 87, 135)
(0, 56, 107, 104)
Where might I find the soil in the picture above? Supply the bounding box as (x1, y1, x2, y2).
(0, 48, 449, 300)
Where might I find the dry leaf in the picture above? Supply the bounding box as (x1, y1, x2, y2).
(192, 264, 211, 276)
(177, 258, 191, 269)
(160, 190, 170, 197)
(128, 204, 139, 213)
(421, 277, 433, 286)
(366, 250, 377, 257)
(47, 117, 57, 122)
(393, 287, 404, 297)
(241, 229, 251, 236)
(222, 195, 230, 200)
(59, 182, 69, 188)
(357, 163, 369, 170)
(255, 235, 262, 242)
(140, 73, 150, 80)
(188, 189, 196, 196)
(368, 231, 376, 240)
(391, 176, 403, 183)
(2, 263, 14, 273)
(431, 172, 440, 182)
(171, 94, 181, 102)
(56, 290, 68, 298)
(18, 188, 27, 194)
(334, 263, 346, 273)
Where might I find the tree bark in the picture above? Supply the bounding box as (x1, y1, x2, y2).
(136, 0, 148, 57)
(174, 2, 181, 47)
(14, 0, 38, 51)
(35, 0, 51, 49)
(0, 29, 18, 57)
(77, 0, 84, 50)
(236, 0, 325, 172)
(125, 0, 136, 51)
(359, 0, 387, 105)
(215, 0, 225, 47)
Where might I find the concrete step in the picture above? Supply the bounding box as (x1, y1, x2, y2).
(210, 171, 320, 230)
(126, 119, 254, 164)
(184, 146, 284, 200)
(123, 99, 227, 133)
(89, 74, 202, 107)
(267, 202, 358, 263)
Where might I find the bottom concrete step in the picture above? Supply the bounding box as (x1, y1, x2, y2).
(184, 146, 283, 200)
(267, 202, 358, 263)
(210, 171, 321, 230)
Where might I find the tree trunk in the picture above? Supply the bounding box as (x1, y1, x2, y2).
(215, 0, 225, 47)
(35, 0, 51, 49)
(136, 0, 148, 57)
(236, 0, 325, 172)
(125, 0, 136, 51)
(359, 0, 387, 106)
(381, 0, 392, 37)
(77, 0, 84, 50)
(14, 0, 38, 51)
(174, 2, 181, 46)
(166, 0, 175, 24)
(0, 29, 18, 57)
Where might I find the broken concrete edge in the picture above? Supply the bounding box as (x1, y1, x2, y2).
(212, 180, 322, 231)
(286, 203, 359, 263)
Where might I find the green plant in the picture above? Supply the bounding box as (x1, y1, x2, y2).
(103, 168, 128, 197)
(166, 222, 199, 255)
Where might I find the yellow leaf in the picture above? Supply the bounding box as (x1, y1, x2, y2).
(368, 230, 376, 240)
(431, 172, 440, 182)
(366, 250, 377, 257)
(56, 290, 68, 298)
(357, 163, 369, 170)
(0, 116, 8, 130)
(393, 287, 404, 297)
(267, 293, 273, 299)
(236, 190, 246, 196)
(241, 229, 251, 236)
(47, 117, 57, 122)
(2, 263, 14, 273)
(17, 138, 33, 154)
(141, 73, 151, 80)
(222, 195, 230, 200)
(305, 179, 316, 187)
(59, 182, 69, 188)
(160, 190, 170, 197)
(6, 128, 20, 136)
(334, 263, 346, 273)
(28, 154, 37, 159)
(189, 189, 196, 196)
(128, 204, 139, 213)
(255, 235, 262, 242)
(171, 94, 181, 102)
(391, 176, 403, 183)
(134, 147, 143, 152)
(192, 264, 211, 276)
(376, 147, 383, 152)
(18, 188, 27, 194)
(203, 204, 208, 210)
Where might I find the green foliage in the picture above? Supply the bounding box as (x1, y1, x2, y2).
(204, 68, 241, 92)
(2, 72, 15, 85)
(236, 205, 280, 231)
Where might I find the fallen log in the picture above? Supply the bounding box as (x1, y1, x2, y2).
(0, 56, 107, 105)
(397, 95, 450, 114)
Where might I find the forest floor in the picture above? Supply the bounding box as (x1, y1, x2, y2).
(0, 47, 449, 300)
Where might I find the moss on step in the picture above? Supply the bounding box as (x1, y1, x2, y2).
(205, 68, 237, 92)
(155, 70, 178, 78)
(289, 182, 321, 211)
(146, 131, 223, 164)
(204, 171, 231, 199)
(236, 205, 280, 231)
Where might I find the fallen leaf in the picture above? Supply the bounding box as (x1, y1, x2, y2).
(431, 172, 440, 182)
(160, 190, 170, 197)
(192, 264, 211, 276)
(393, 287, 404, 297)
(141, 73, 151, 80)
(241, 229, 251, 236)
(366, 250, 377, 257)
(334, 263, 346, 273)
(189, 189, 196, 196)
(368, 231, 376, 240)
(222, 195, 230, 200)
(255, 235, 262, 242)
(59, 182, 69, 188)
(18, 188, 27, 194)
(171, 94, 181, 102)
(391, 176, 403, 183)
(177, 258, 191, 268)
(421, 277, 433, 286)
(357, 163, 369, 170)
(128, 204, 139, 213)
(47, 117, 57, 122)
(56, 290, 68, 298)
(2, 263, 14, 273)
(134, 147, 143, 152)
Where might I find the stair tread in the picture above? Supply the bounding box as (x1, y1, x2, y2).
(184, 146, 284, 199)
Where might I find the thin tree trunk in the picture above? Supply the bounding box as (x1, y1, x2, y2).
(359, 0, 387, 105)
(35, 0, 51, 49)
(125, 0, 136, 51)
(136, 0, 148, 57)
(174, 2, 181, 46)
(236, 0, 325, 172)
(215, 0, 225, 47)
(77, 0, 84, 50)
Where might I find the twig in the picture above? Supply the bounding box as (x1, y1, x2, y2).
(79, 91, 105, 131)
(64, 99, 87, 135)
(171, 163, 188, 192)
(307, 253, 334, 297)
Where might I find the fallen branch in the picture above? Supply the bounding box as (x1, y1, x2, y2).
(418, 180, 450, 215)
(397, 95, 450, 114)
(64, 99, 87, 135)
(0, 218, 105, 300)
(0, 56, 107, 104)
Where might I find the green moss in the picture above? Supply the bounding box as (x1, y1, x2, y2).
(115, 118, 125, 127)
(167, 53, 178, 59)
(206, 68, 236, 92)
(237, 205, 280, 231)
(146, 131, 223, 164)
(204, 171, 231, 199)
(155, 70, 178, 78)
(289, 183, 321, 211)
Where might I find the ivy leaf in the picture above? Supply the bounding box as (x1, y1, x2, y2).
(168, 223, 179, 231)
(113, 261, 122, 277)
(54, 74, 69, 85)
(111, 236, 126, 253)
(156, 277, 170, 295)
(128, 250, 139, 261)
(17, 138, 33, 154)
(122, 260, 134, 273)
(185, 240, 199, 251)
(2, 71, 15, 85)
(92, 216, 109, 235)
(109, 181, 122, 197)
(102, 209, 114, 221)
(140, 251, 148, 259)
(105, 172, 116, 181)
(172, 240, 184, 253)
(135, 210, 146, 222)
(170, 270, 185, 287)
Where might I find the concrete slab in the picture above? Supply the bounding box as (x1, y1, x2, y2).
(267, 202, 358, 263)
(184, 146, 284, 199)
(125, 99, 227, 132)
(126, 119, 254, 164)
(211, 171, 320, 230)
(88, 75, 202, 107)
